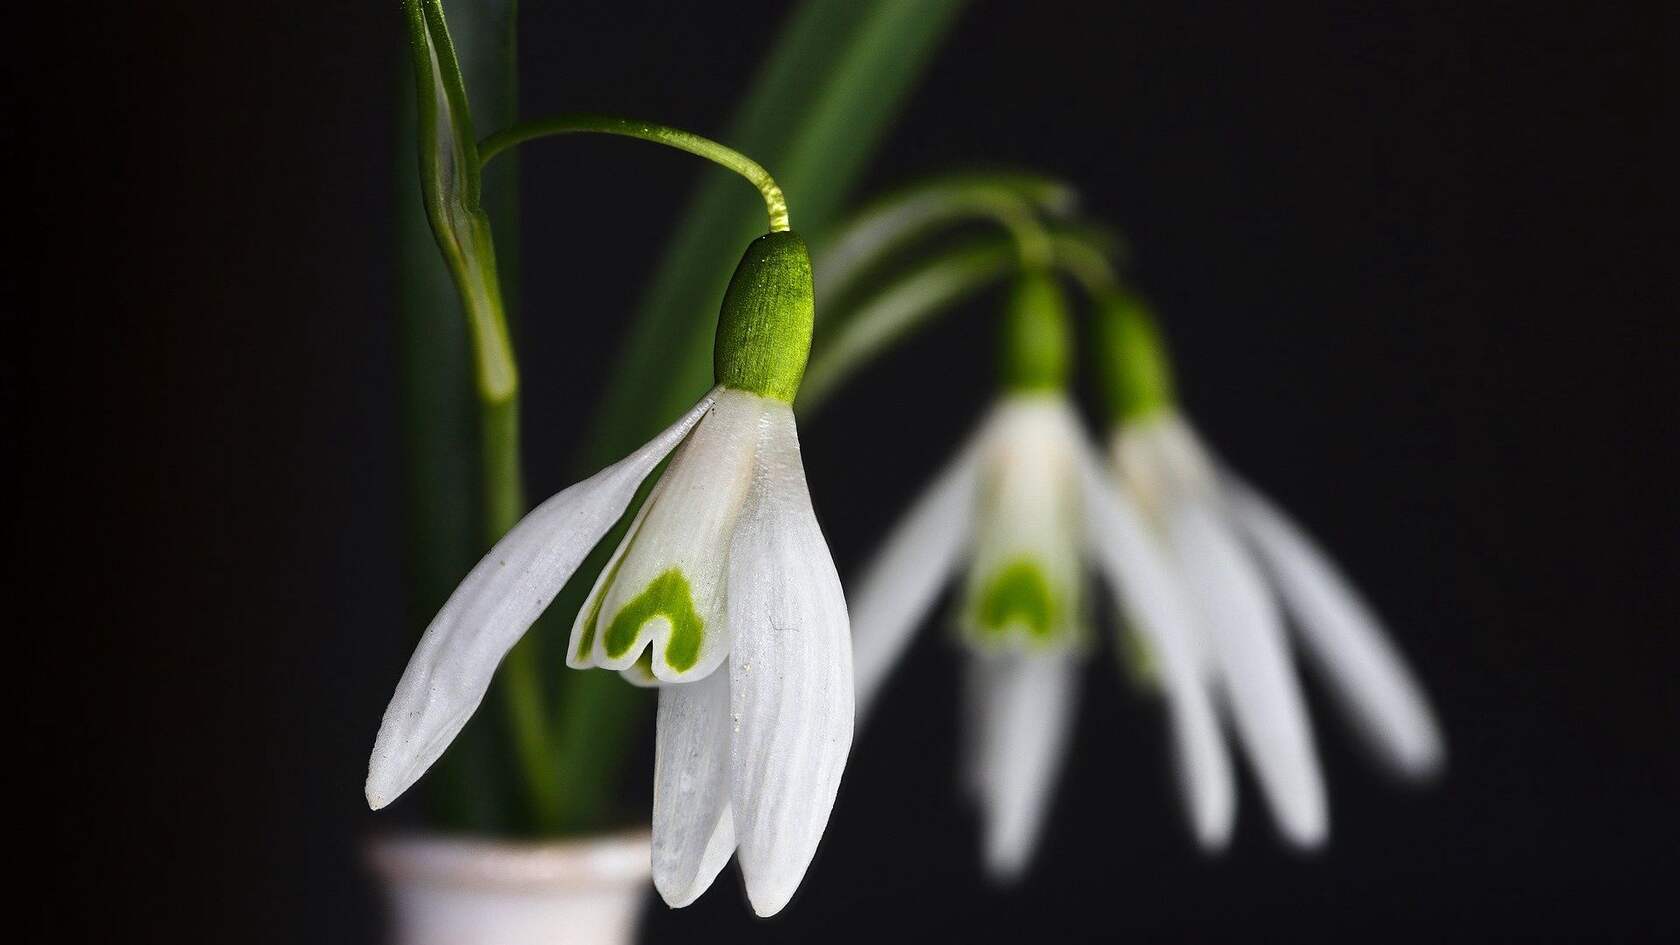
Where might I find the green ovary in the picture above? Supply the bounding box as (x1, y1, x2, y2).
(601, 568, 705, 672)
(977, 558, 1057, 640)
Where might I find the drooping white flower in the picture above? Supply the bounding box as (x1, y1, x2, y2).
(849, 274, 1229, 876)
(366, 232, 853, 917)
(1097, 289, 1445, 849)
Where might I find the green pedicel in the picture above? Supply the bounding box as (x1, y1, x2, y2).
(1000, 270, 1072, 392)
(1094, 289, 1175, 424)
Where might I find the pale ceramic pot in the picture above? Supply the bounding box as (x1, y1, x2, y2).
(368, 831, 652, 945)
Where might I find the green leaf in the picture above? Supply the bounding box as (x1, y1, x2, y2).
(396, 0, 525, 834)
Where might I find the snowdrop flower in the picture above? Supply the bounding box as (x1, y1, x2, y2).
(366, 232, 853, 917)
(850, 272, 1225, 878)
(1095, 289, 1445, 849)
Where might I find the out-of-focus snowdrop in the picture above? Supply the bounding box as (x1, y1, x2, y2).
(849, 272, 1229, 877)
(367, 232, 853, 917)
(1095, 289, 1445, 849)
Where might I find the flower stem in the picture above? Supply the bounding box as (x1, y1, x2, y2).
(810, 171, 1077, 306)
(479, 115, 791, 233)
(403, 0, 561, 832)
(797, 226, 1122, 416)
(1046, 222, 1126, 296)
(799, 240, 1014, 413)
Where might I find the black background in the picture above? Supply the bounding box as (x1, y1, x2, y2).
(17, 1, 1677, 941)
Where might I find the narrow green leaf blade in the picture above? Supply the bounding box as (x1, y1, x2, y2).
(396, 0, 522, 833)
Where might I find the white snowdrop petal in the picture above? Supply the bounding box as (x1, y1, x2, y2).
(850, 419, 985, 716)
(589, 389, 765, 682)
(1223, 475, 1445, 778)
(727, 403, 854, 918)
(365, 393, 718, 810)
(1169, 496, 1328, 848)
(652, 669, 737, 908)
(962, 397, 1086, 651)
(1114, 414, 1225, 518)
(1074, 445, 1235, 849)
(965, 653, 1081, 881)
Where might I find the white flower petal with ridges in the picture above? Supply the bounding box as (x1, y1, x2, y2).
(1075, 444, 1235, 849)
(1168, 496, 1327, 847)
(1223, 475, 1445, 778)
(588, 389, 765, 682)
(365, 393, 717, 810)
(726, 402, 854, 917)
(652, 668, 736, 907)
(964, 652, 1081, 881)
(962, 397, 1085, 651)
(850, 420, 985, 716)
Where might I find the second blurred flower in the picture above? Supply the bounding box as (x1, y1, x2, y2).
(850, 272, 1221, 877)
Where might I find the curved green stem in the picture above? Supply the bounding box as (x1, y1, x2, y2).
(812, 171, 1077, 307)
(480, 114, 790, 232)
(797, 225, 1122, 416)
(1048, 224, 1127, 296)
(799, 240, 1015, 413)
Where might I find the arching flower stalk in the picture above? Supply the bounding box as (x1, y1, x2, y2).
(1094, 290, 1445, 849)
(849, 272, 1224, 877)
(368, 232, 853, 917)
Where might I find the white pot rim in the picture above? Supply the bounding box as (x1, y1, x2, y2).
(367, 830, 653, 893)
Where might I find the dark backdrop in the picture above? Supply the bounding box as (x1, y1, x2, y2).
(19, 1, 1676, 941)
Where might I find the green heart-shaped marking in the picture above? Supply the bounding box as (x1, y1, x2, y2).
(978, 558, 1057, 639)
(602, 568, 705, 672)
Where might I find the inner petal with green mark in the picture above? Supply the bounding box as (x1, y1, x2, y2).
(601, 568, 706, 673)
(571, 389, 762, 679)
(977, 557, 1058, 640)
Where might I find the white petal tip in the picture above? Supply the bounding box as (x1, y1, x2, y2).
(744, 878, 798, 918)
(1394, 729, 1449, 782)
(1190, 811, 1236, 854)
(1279, 810, 1329, 851)
(982, 848, 1031, 886)
(363, 776, 393, 811)
(363, 763, 400, 811)
(653, 876, 708, 910)
(979, 810, 1039, 884)
(1193, 832, 1232, 855)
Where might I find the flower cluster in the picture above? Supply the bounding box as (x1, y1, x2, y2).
(370, 87, 1445, 912)
(848, 278, 1444, 876)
